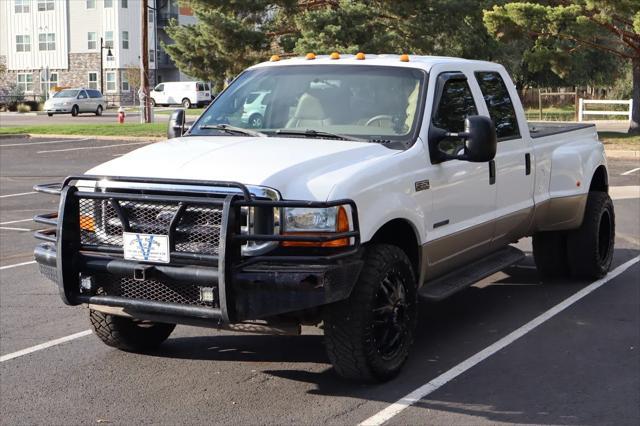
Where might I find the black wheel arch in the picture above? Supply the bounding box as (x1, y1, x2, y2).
(589, 165, 609, 193)
(369, 218, 421, 281)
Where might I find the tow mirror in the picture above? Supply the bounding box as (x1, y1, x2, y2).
(167, 109, 185, 139)
(429, 115, 496, 163)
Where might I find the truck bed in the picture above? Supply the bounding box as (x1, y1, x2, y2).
(528, 122, 595, 139)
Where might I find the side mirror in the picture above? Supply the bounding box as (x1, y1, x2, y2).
(429, 115, 496, 163)
(167, 109, 185, 139)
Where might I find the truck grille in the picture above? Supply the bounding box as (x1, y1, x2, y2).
(95, 275, 217, 307)
(79, 198, 223, 255)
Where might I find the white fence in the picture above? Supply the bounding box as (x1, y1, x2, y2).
(578, 98, 633, 122)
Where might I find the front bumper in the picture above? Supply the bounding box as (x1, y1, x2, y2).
(33, 176, 362, 325)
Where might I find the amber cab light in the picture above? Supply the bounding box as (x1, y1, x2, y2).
(282, 206, 350, 248)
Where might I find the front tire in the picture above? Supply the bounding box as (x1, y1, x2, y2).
(71, 105, 79, 117)
(47, 113, 53, 117)
(567, 191, 615, 280)
(89, 309, 175, 352)
(95, 105, 103, 116)
(323, 244, 417, 382)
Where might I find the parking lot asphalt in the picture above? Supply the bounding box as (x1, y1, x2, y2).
(0, 136, 638, 425)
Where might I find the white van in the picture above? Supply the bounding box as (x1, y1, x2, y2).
(150, 81, 212, 108)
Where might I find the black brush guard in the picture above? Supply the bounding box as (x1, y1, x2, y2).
(33, 175, 363, 324)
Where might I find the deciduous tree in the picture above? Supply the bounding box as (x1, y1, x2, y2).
(484, 1, 640, 133)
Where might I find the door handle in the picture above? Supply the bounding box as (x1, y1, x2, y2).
(525, 153, 531, 175)
(489, 159, 496, 185)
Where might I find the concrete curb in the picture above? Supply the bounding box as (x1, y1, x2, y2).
(0, 133, 163, 142)
(0, 133, 29, 139)
(605, 149, 640, 159)
(29, 133, 164, 142)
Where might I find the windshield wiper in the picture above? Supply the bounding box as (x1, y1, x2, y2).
(199, 124, 267, 137)
(274, 129, 366, 142)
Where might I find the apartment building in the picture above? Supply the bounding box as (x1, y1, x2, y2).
(0, 0, 194, 104)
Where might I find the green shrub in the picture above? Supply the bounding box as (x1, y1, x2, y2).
(17, 103, 31, 113)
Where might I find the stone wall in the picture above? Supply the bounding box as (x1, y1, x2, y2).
(0, 53, 154, 106)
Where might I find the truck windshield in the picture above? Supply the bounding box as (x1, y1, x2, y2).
(191, 65, 427, 146)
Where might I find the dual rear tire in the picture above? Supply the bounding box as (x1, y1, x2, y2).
(533, 191, 615, 281)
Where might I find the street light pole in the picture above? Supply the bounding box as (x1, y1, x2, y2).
(100, 37, 104, 94)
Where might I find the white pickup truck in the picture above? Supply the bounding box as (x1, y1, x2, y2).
(34, 54, 614, 382)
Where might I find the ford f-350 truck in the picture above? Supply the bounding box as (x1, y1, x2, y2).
(34, 54, 614, 382)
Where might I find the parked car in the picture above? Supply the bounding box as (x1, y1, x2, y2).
(150, 81, 212, 108)
(43, 88, 105, 117)
(34, 54, 613, 383)
(240, 90, 270, 128)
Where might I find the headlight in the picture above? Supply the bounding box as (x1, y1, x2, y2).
(282, 206, 351, 247)
(284, 207, 341, 232)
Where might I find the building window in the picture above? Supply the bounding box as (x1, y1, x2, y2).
(149, 49, 154, 63)
(86, 0, 95, 9)
(106, 72, 116, 92)
(40, 72, 58, 95)
(38, 33, 56, 51)
(17, 73, 33, 93)
(87, 32, 97, 50)
(88, 72, 98, 90)
(121, 0, 128, 8)
(104, 0, 113, 7)
(37, 0, 54, 11)
(16, 35, 31, 52)
(15, 0, 30, 13)
(149, 10, 154, 22)
(121, 73, 129, 91)
(121, 31, 129, 49)
(104, 31, 114, 49)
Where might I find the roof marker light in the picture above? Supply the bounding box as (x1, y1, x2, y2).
(355, 52, 365, 60)
(306, 52, 316, 60)
(270, 55, 281, 62)
(400, 54, 410, 62)
(330, 52, 340, 59)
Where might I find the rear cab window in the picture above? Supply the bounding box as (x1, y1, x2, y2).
(474, 71, 520, 140)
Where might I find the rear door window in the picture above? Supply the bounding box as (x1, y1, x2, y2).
(474, 71, 520, 140)
(88, 90, 102, 98)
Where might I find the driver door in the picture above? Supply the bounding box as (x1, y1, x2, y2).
(423, 72, 497, 278)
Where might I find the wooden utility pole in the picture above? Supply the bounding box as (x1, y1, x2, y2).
(141, 0, 151, 123)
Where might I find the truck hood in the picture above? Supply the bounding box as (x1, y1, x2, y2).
(86, 136, 397, 200)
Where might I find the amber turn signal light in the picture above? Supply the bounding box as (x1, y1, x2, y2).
(80, 215, 95, 232)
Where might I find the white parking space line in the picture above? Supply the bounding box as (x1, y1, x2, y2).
(0, 330, 92, 363)
(37, 141, 150, 154)
(358, 256, 640, 426)
(0, 260, 36, 270)
(621, 167, 640, 176)
(0, 226, 31, 231)
(0, 218, 32, 225)
(0, 191, 36, 198)
(0, 138, 90, 147)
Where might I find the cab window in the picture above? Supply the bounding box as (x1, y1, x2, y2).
(432, 77, 478, 155)
(474, 71, 520, 140)
(154, 84, 164, 92)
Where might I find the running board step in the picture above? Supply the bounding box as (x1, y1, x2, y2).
(419, 246, 526, 301)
